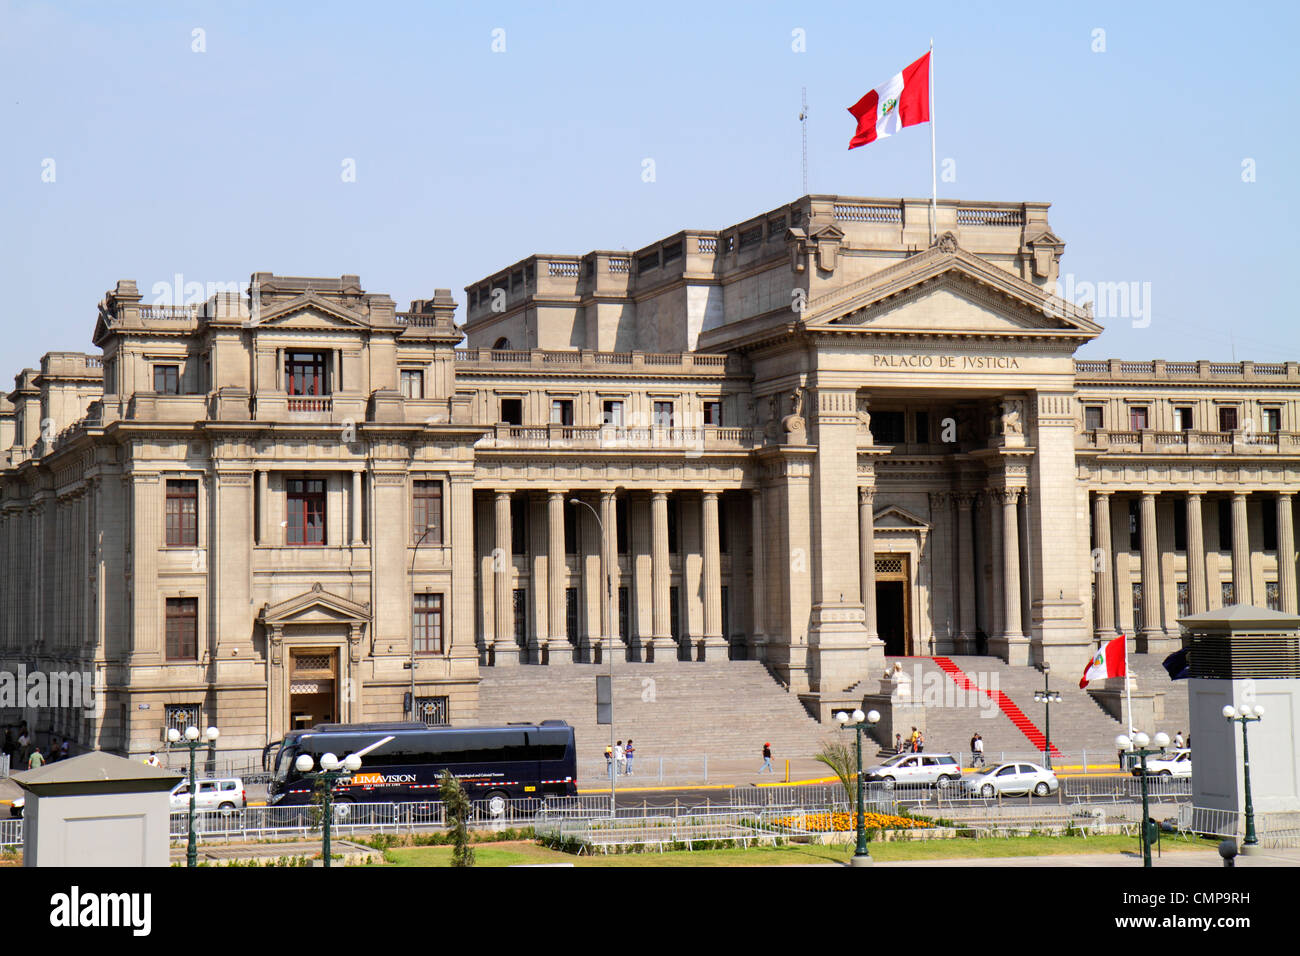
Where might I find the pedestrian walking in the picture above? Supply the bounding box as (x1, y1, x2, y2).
(60, 738, 70, 761)
(614, 740, 626, 776)
(916, 731, 925, 753)
(624, 739, 635, 776)
(759, 742, 773, 773)
(17, 728, 29, 767)
(894, 732, 903, 754)
(2, 728, 12, 758)
(908, 727, 919, 753)
(604, 744, 612, 776)
(27, 747, 44, 770)
(1173, 731, 1185, 750)
(145, 751, 161, 768)
(49, 736, 61, 762)
(971, 732, 985, 767)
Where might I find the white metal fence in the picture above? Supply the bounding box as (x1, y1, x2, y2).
(0, 819, 20, 848)
(1176, 805, 1300, 848)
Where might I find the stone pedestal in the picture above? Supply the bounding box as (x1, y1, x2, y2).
(859, 677, 926, 752)
(1087, 677, 1165, 731)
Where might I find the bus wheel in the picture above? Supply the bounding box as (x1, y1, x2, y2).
(486, 791, 509, 818)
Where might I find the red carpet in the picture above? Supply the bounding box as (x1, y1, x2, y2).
(931, 657, 1062, 757)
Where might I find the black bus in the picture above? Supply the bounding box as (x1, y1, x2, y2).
(266, 720, 577, 811)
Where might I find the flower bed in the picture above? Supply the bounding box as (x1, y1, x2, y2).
(772, 811, 933, 833)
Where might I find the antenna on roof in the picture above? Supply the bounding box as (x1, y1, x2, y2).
(799, 87, 809, 195)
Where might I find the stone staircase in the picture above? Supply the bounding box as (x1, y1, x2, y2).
(477, 661, 834, 767)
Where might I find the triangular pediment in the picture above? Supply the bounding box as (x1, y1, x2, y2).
(802, 244, 1100, 339)
(260, 585, 371, 625)
(873, 505, 930, 532)
(254, 292, 370, 330)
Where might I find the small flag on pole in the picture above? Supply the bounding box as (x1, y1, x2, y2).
(846, 52, 931, 149)
(1079, 633, 1128, 689)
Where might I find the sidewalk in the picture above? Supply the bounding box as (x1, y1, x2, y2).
(874, 847, 1300, 867)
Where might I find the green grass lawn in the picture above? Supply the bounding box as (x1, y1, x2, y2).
(382, 833, 1210, 867)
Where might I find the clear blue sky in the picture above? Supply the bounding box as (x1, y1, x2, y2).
(2, 0, 1296, 373)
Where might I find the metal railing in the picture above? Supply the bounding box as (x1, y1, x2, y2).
(0, 819, 20, 849)
(1176, 805, 1300, 848)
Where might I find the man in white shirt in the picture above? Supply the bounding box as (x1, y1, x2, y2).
(614, 741, 626, 776)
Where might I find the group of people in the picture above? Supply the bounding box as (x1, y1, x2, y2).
(603, 739, 636, 776)
(894, 727, 925, 754)
(1, 724, 72, 770)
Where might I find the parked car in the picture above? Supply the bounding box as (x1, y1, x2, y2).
(863, 753, 963, 789)
(962, 762, 1059, 797)
(9, 797, 22, 819)
(170, 777, 246, 812)
(1132, 748, 1191, 778)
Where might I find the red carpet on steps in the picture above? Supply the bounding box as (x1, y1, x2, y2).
(931, 656, 1062, 757)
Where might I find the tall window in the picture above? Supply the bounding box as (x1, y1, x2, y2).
(165, 480, 198, 547)
(1084, 406, 1104, 431)
(670, 585, 682, 655)
(1266, 581, 1281, 611)
(285, 351, 329, 396)
(412, 481, 443, 545)
(154, 365, 180, 394)
(703, 401, 722, 426)
(415, 696, 449, 726)
(653, 401, 674, 427)
(286, 478, 326, 545)
(1129, 407, 1149, 431)
(1131, 583, 1144, 633)
(1218, 407, 1239, 432)
(1176, 582, 1190, 617)
(565, 587, 579, 643)
(413, 593, 444, 654)
(1222, 582, 1235, 605)
(602, 400, 624, 426)
(873, 411, 905, 443)
(400, 369, 425, 399)
(1263, 408, 1281, 433)
(550, 399, 574, 426)
(164, 703, 201, 735)
(1174, 407, 1194, 431)
(166, 598, 198, 661)
(513, 588, 528, 646)
(618, 586, 630, 642)
(500, 398, 523, 425)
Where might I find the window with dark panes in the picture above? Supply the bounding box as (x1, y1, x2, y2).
(669, 585, 681, 644)
(154, 365, 180, 394)
(1174, 407, 1194, 431)
(618, 586, 629, 641)
(415, 696, 449, 726)
(286, 478, 326, 545)
(1129, 406, 1149, 431)
(513, 588, 527, 644)
(500, 398, 523, 425)
(703, 401, 722, 426)
(1218, 407, 1238, 432)
(873, 411, 905, 443)
(166, 598, 198, 660)
(653, 401, 674, 427)
(413, 593, 443, 654)
(1084, 406, 1104, 431)
(285, 351, 329, 395)
(603, 400, 624, 426)
(550, 399, 574, 426)
(1222, 582, 1235, 605)
(166, 480, 198, 547)
(1264, 408, 1281, 433)
(412, 481, 443, 545)
(565, 587, 579, 643)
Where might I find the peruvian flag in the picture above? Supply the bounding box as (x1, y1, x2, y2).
(1079, 634, 1128, 689)
(847, 52, 931, 149)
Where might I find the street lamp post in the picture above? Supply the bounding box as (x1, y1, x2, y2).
(167, 724, 220, 868)
(835, 708, 881, 867)
(1116, 730, 1169, 868)
(1223, 703, 1264, 848)
(1032, 663, 1061, 770)
(407, 524, 439, 720)
(295, 751, 363, 868)
(570, 497, 616, 818)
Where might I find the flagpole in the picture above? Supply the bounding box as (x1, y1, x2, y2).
(1124, 632, 1134, 735)
(928, 37, 937, 245)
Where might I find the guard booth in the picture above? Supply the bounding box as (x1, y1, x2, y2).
(1178, 605, 1300, 817)
(12, 751, 178, 867)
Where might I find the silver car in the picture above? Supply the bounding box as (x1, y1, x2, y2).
(962, 761, 1058, 797)
(864, 753, 963, 789)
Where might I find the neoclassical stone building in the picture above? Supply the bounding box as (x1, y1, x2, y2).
(1, 194, 1297, 758)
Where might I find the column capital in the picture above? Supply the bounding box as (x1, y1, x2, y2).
(996, 488, 1020, 506)
(702, 489, 719, 502)
(1140, 491, 1157, 502)
(859, 486, 876, 504)
(928, 490, 948, 506)
(1232, 491, 1249, 502)
(1093, 488, 1113, 499)
(1185, 489, 1204, 500)
(953, 491, 976, 508)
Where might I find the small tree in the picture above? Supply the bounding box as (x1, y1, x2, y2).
(440, 770, 474, 867)
(814, 739, 857, 808)
(306, 773, 330, 831)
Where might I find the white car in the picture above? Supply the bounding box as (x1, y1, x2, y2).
(1132, 748, 1191, 778)
(9, 797, 23, 819)
(962, 762, 1059, 797)
(864, 753, 963, 789)
(170, 777, 246, 811)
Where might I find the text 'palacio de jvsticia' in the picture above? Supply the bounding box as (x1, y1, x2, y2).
(1, 195, 1297, 760)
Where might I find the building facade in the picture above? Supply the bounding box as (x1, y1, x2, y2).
(1, 194, 1297, 758)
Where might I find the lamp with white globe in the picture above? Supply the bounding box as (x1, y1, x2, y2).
(166, 723, 221, 869)
(1223, 702, 1264, 849)
(293, 749, 364, 868)
(1115, 727, 1168, 868)
(834, 707, 881, 868)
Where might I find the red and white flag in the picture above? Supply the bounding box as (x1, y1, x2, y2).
(847, 52, 931, 149)
(1079, 634, 1128, 689)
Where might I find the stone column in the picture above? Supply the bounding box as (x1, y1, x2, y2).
(999, 488, 1027, 663)
(351, 470, 363, 545)
(547, 491, 571, 663)
(701, 491, 725, 659)
(1092, 492, 1117, 640)
(448, 476, 477, 661)
(1139, 492, 1162, 647)
(1231, 493, 1251, 606)
(1186, 492, 1207, 615)
(493, 490, 519, 665)
(600, 489, 618, 660)
(1157, 495, 1178, 637)
(988, 491, 1004, 641)
(258, 470, 269, 545)
(1279, 493, 1297, 614)
(749, 489, 766, 662)
(650, 490, 672, 661)
(954, 493, 977, 652)
(859, 487, 878, 642)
